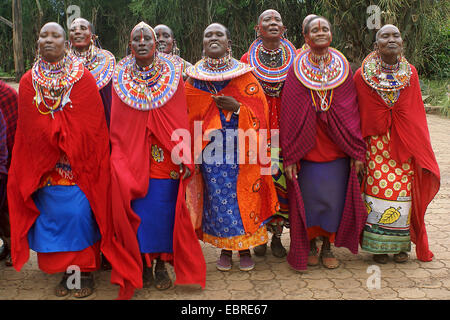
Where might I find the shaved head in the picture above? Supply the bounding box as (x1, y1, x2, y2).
(71, 17, 95, 33)
(302, 14, 318, 31)
(376, 24, 400, 41)
(258, 9, 281, 24)
(41, 22, 66, 38)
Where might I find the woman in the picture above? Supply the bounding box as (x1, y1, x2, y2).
(280, 16, 367, 270)
(185, 23, 278, 272)
(354, 24, 440, 264)
(69, 18, 115, 128)
(8, 22, 117, 298)
(241, 9, 296, 258)
(154, 24, 192, 80)
(110, 22, 205, 297)
(0, 80, 18, 266)
(296, 14, 318, 54)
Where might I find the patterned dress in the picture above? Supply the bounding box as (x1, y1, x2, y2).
(360, 52, 415, 254)
(361, 133, 414, 254)
(195, 80, 269, 250)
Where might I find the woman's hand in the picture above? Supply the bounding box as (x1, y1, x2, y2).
(180, 164, 191, 180)
(212, 95, 240, 112)
(285, 163, 299, 181)
(351, 159, 365, 181)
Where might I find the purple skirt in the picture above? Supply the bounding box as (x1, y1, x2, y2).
(297, 158, 350, 233)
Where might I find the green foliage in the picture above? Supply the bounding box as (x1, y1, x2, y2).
(421, 79, 450, 117)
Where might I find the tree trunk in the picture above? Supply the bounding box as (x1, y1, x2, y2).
(12, 0, 24, 82)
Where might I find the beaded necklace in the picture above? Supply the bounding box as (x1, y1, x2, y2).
(204, 53, 232, 72)
(187, 55, 254, 82)
(70, 44, 116, 90)
(294, 47, 349, 112)
(259, 46, 284, 68)
(294, 47, 349, 91)
(113, 53, 181, 110)
(248, 38, 296, 84)
(32, 54, 84, 118)
(361, 51, 411, 107)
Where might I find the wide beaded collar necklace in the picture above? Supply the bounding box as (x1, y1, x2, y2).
(294, 47, 349, 91)
(32, 54, 84, 118)
(71, 44, 116, 90)
(361, 51, 411, 107)
(113, 52, 181, 110)
(186, 55, 254, 82)
(362, 51, 411, 92)
(247, 37, 296, 83)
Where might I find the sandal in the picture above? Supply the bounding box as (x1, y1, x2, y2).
(253, 243, 267, 257)
(154, 268, 172, 290)
(73, 273, 95, 298)
(393, 252, 409, 263)
(320, 248, 340, 269)
(373, 254, 389, 264)
(308, 242, 320, 266)
(238, 250, 255, 271)
(55, 274, 70, 297)
(216, 250, 232, 271)
(270, 236, 287, 258)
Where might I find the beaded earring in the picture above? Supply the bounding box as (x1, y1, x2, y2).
(226, 46, 233, 59)
(172, 39, 181, 56)
(34, 41, 41, 63)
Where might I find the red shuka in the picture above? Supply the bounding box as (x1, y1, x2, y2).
(8, 69, 125, 276)
(110, 79, 206, 300)
(354, 65, 440, 262)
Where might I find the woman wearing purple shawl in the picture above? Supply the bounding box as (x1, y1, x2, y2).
(280, 16, 366, 270)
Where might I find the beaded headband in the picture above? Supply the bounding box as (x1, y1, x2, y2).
(131, 21, 157, 42)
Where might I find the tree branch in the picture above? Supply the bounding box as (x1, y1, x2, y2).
(0, 16, 12, 28)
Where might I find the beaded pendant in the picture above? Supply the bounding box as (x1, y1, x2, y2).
(247, 38, 296, 83)
(293, 47, 349, 91)
(186, 56, 254, 82)
(71, 45, 116, 90)
(32, 54, 84, 118)
(113, 52, 182, 111)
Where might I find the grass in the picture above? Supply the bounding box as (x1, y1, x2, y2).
(420, 78, 450, 118)
(0, 71, 14, 78)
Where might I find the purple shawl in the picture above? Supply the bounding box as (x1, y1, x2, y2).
(100, 81, 112, 128)
(280, 66, 367, 271)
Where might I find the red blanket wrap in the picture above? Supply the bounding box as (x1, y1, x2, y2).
(8, 69, 124, 277)
(354, 65, 440, 262)
(110, 79, 206, 300)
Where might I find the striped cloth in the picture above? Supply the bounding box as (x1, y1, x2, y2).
(0, 80, 18, 161)
(280, 66, 367, 271)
